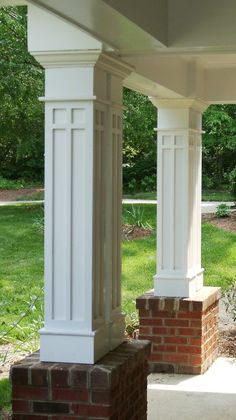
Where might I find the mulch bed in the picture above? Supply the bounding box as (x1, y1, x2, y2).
(203, 211, 236, 233)
(122, 224, 153, 240)
(219, 329, 236, 357)
(0, 188, 43, 202)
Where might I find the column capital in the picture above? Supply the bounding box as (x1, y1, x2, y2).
(31, 49, 133, 78)
(149, 97, 208, 113)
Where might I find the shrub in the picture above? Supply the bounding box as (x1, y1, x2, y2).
(224, 283, 236, 322)
(229, 167, 236, 199)
(215, 203, 230, 218)
(123, 205, 152, 229)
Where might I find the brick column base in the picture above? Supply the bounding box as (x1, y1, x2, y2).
(137, 287, 221, 375)
(11, 340, 151, 420)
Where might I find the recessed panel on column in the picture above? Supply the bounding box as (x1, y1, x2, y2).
(71, 128, 88, 322)
(174, 135, 186, 270)
(53, 109, 67, 125)
(53, 129, 68, 320)
(162, 136, 174, 270)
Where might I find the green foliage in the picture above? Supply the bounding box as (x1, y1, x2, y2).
(0, 379, 11, 410)
(0, 205, 44, 341)
(202, 105, 236, 190)
(123, 88, 157, 192)
(0, 7, 44, 181)
(123, 205, 153, 229)
(215, 203, 231, 218)
(228, 167, 236, 199)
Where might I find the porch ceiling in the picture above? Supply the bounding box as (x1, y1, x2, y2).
(2, 0, 236, 102)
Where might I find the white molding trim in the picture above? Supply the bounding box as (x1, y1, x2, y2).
(150, 98, 208, 113)
(31, 50, 133, 78)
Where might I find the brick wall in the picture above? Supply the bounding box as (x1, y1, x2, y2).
(11, 340, 151, 420)
(137, 287, 221, 374)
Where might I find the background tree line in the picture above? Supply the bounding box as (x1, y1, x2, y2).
(0, 7, 236, 197)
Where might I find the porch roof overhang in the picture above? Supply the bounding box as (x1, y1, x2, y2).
(2, 0, 236, 103)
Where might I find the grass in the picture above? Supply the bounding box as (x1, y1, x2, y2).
(0, 203, 235, 411)
(0, 203, 235, 332)
(0, 378, 11, 410)
(0, 177, 42, 190)
(123, 189, 235, 202)
(0, 204, 44, 342)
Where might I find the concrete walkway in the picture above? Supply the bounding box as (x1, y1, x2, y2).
(148, 357, 236, 419)
(123, 199, 235, 214)
(0, 199, 234, 215)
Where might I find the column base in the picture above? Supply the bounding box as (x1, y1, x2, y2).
(40, 315, 125, 364)
(11, 340, 151, 420)
(137, 286, 221, 374)
(154, 269, 204, 297)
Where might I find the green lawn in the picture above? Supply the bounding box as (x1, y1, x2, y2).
(0, 205, 44, 342)
(0, 203, 235, 339)
(0, 203, 235, 412)
(0, 378, 11, 410)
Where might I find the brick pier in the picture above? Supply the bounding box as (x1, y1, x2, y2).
(137, 287, 220, 374)
(11, 340, 151, 420)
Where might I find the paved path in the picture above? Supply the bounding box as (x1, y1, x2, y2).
(0, 199, 234, 214)
(123, 199, 234, 214)
(148, 357, 236, 419)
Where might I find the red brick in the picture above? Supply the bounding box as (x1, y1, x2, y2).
(139, 326, 151, 335)
(70, 365, 90, 388)
(178, 346, 201, 354)
(151, 310, 172, 318)
(164, 319, 189, 327)
(189, 338, 202, 346)
(12, 366, 29, 386)
(163, 354, 189, 363)
(140, 318, 163, 326)
(139, 309, 150, 317)
(33, 402, 69, 414)
(177, 311, 202, 319)
(190, 320, 202, 327)
(91, 390, 111, 404)
(12, 400, 31, 413)
(149, 354, 163, 361)
(152, 327, 167, 335)
(12, 386, 48, 400)
(189, 355, 202, 365)
(51, 366, 70, 388)
(52, 388, 89, 402)
(164, 337, 187, 345)
(12, 416, 47, 420)
(155, 345, 176, 353)
(177, 328, 197, 336)
(72, 404, 111, 417)
(31, 366, 50, 387)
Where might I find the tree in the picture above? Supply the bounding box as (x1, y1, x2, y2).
(0, 6, 44, 181)
(202, 105, 236, 189)
(123, 88, 157, 192)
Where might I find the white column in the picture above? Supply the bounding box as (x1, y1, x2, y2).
(151, 99, 208, 298)
(33, 51, 131, 364)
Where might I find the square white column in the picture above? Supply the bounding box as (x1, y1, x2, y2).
(151, 99, 208, 298)
(33, 51, 131, 363)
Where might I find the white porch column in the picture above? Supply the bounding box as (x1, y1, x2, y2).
(26, 4, 131, 364)
(32, 51, 131, 364)
(151, 99, 208, 298)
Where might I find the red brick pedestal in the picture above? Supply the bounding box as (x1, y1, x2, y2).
(137, 287, 221, 374)
(11, 340, 151, 420)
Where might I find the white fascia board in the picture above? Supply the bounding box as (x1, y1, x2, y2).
(0, 0, 27, 5)
(205, 67, 236, 104)
(123, 54, 189, 98)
